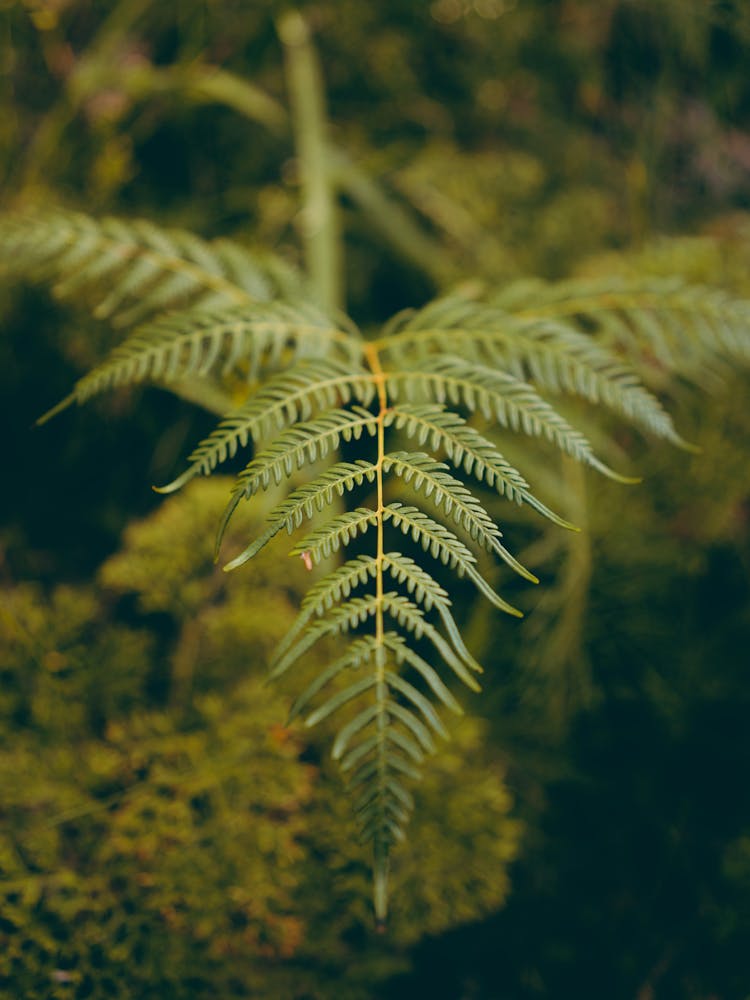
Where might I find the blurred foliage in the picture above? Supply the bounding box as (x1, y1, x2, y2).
(1, 0, 750, 995)
(0, 481, 521, 998)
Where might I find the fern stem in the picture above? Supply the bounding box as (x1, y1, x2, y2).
(278, 11, 343, 315)
(328, 148, 454, 287)
(364, 340, 391, 924)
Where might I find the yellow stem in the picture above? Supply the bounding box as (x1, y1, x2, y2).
(363, 339, 391, 924)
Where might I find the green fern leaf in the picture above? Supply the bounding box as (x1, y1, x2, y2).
(381, 632, 462, 714)
(493, 276, 750, 369)
(40, 305, 359, 425)
(24, 207, 750, 928)
(286, 635, 379, 723)
(304, 675, 379, 728)
(379, 592, 482, 690)
(377, 296, 688, 447)
(232, 408, 377, 498)
(157, 361, 376, 492)
(382, 552, 478, 672)
(382, 502, 518, 614)
(385, 357, 635, 482)
(276, 556, 379, 663)
(383, 451, 537, 584)
(385, 670, 449, 739)
(290, 508, 379, 561)
(221, 459, 377, 569)
(0, 209, 299, 325)
(270, 595, 382, 679)
(385, 403, 575, 528)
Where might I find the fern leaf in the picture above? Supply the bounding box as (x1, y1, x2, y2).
(286, 635, 378, 723)
(377, 296, 687, 446)
(228, 408, 377, 499)
(304, 675, 379, 728)
(385, 403, 576, 528)
(382, 502, 519, 614)
(221, 460, 378, 569)
(40, 305, 360, 425)
(158, 361, 376, 491)
(0, 209, 299, 326)
(384, 699, 436, 753)
(383, 451, 537, 585)
(290, 508, 379, 561)
(385, 671, 449, 739)
(385, 357, 634, 482)
(382, 552, 478, 671)
(381, 633, 462, 714)
(382, 550, 449, 609)
(270, 595, 381, 680)
(380, 592, 482, 691)
(276, 556, 379, 663)
(331, 702, 382, 760)
(494, 276, 750, 369)
(23, 206, 750, 929)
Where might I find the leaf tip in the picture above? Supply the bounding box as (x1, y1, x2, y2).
(373, 842, 390, 927)
(679, 439, 702, 455)
(152, 467, 197, 494)
(36, 392, 77, 426)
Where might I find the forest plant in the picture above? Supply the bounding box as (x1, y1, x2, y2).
(3, 205, 750, 923)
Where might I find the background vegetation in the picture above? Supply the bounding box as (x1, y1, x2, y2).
(1, 1, 749, 996)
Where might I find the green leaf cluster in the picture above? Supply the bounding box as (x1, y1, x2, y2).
(3, 208, 749, 920)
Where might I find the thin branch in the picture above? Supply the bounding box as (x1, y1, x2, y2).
(278, 10, 343, 315)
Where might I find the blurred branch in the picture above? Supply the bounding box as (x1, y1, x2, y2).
(521, 455, 593, 733)
(181, 65, 288, 134)
(328, 149, 455, 287)
(277, 10, 342, 314)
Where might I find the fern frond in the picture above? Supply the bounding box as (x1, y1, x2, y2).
(290, 508, 379, 561)
(158, 361, 376, 492)
(26, 206, 750, 929)
(383, 451, 537, 585)
(286, 635, 379, 723)
(382, 502, 518, 614)
(384, 670, 450, 739)
(385, 357, 634, 482)
(276, 556, 379, 662)
(493, 276, 750, 369)
(382, 550, 449, 609)
(272, 586, 479, 691)
(376, 297, 687, 447)
(385, 403, 575, 528)
(381, 632, 462, 715)
(230, 408, 377, 499)
(382, 552, 479, 675)
(221, 460, 378, 569)
(270, 594, 382, 679)
(0, 209, 300, 325)
(379, 592, 482, 690)
(300, 556, 378, 612)
(277, 547, 480, 689)
(303, 675, 380, 728)
(40, 305, 361, 425)
(276, 607, 467, 921)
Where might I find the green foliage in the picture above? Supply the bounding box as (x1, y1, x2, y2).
(3, 206, 749, 925)
(0, 480, 521, 998)
(1, 3, 749, 994)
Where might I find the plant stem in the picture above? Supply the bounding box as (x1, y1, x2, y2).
(277, 10, 343, 316)
(365, 338, 390, 925)
(328, 149, 455, 287)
